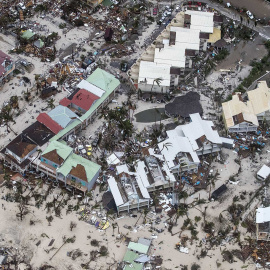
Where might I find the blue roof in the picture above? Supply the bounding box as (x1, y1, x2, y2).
(48, 105, 79, 128)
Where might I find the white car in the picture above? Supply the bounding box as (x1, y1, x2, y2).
(246, 10, 254, 20)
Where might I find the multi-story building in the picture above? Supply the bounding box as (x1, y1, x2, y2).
(0, 50, 15, 86)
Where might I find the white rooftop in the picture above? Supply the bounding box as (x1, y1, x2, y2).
(158, 129, 200, 169)
(77, 80, 105, 97)
(158, 113, 223, 169)
(180, 113, 222, 150)
(154, 45, 186, 67)
(185, 10, 214, 33)
(170, 27, 200, 50)
(117, 164, 130, 175)
(256, 206, 270, 223)
(135, 161, 150, 199)
(106, 153, 120, 165)
(257, 165, 270, 180)
(138, 61, 171, 87)
(107, 176, 124, 206)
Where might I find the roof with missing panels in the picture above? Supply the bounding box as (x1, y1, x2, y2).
(42, 140, 73, 162)
(60, 89, 99, 111)
(6, 142, 36, 158)
(57, 153, 100, 182)
(222, 94, 259, 128)
(123, 250, 143, 270)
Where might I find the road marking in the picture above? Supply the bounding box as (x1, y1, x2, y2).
(259, 33, 270, 40)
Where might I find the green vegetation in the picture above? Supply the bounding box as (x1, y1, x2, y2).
(214, 49, 229, 61)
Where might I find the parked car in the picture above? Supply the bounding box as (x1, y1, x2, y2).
(120, 62, 128, 72)
(153, 7, 158, 15)
(92, 137, 99, 147)
(246, 10, 254, 20)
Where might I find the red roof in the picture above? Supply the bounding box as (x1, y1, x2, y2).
(70, 89, 99, 111)
(0, 50, 11, 64)
(59, 98, 72, 107)
(37, 113, 63, 134)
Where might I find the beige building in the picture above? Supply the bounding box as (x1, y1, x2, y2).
(222, 81, 270, 133)
(222, 94, 258, 133)
(247, 81, 270, 121)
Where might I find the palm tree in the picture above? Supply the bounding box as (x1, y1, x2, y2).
(0, 105, 17, 135)
(47, 98, 55, 109)
(159, 142, 172, 153)
(150, 77, 163, 99)
(10, 96, 19, 109)
(179, 190, 189, 204)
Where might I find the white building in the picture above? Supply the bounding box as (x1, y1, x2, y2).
(185, 10, 214, 33)
(157, 113, 224, 174)
(138, 61, 171, 93)
(257, 165, 270, 181)
(107, 164, 150, 213)
(137, 11, 217, 93)
(256, 207, 270, 241)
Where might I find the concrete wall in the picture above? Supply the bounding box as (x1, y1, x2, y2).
(138, 83, 170, 93)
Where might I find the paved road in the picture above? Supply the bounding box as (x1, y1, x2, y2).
(147, 0, 270, 40)
(187, 0, 270, 40)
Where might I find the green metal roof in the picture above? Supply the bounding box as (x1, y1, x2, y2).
(57, 153, 101, 181)
(21, 30, 35, 39)
(42, 140, 73, 160)
(50, 69, 120, 142)
(123, 250, 143, 270)
(127, 242, 149, 254)
(48, 105, 78, 128)
(86, 68, 120, 93)
(102, 0, 113, 7)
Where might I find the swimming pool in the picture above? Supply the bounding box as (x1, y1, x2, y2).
(134, 108, 169, 123)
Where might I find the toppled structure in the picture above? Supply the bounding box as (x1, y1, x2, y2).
(122, 238, 151, 270)
(256, 207, 270, 241)
(222, 81, 270, 133)
(154, 113, 226, 174)
(0, 50, 15, 86)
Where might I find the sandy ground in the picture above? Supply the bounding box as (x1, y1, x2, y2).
(0, 144, 267, 269)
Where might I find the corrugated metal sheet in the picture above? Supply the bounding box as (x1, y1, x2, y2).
(107, 176, 124, 206)
(185, 10, 214, 34)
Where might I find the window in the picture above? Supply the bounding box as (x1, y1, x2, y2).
(41, 157, 44, 162)
(81, 181, 86, 186)
(71, 176, 76, 181)
(53, 164, 58, 168)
